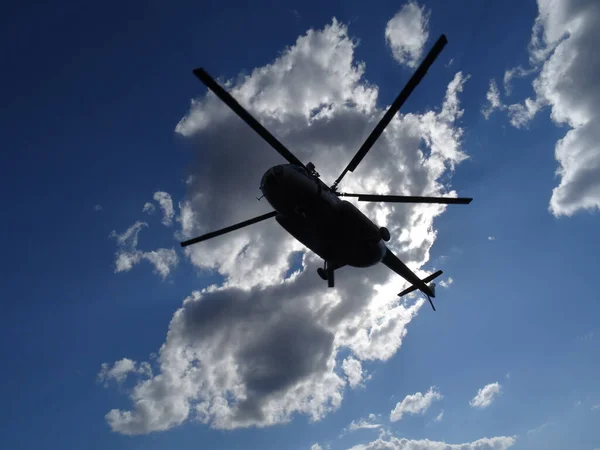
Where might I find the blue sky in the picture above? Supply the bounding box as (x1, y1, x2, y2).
(2, 1, 599, 449)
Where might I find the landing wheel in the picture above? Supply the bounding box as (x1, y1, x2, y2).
(327, 267, 335, 288)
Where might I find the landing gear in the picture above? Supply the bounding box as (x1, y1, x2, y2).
(317, 261, 341, 288)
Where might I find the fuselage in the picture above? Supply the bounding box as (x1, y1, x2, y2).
(260, 164, 388, 268)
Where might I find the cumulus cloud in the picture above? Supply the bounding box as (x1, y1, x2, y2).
(102, 18, 470, 435)
(347, 435, 516, 450)
(154, 192, 174, 226)
(97, 358, 152, 386)
(142, 202, 156, 215)
(385, 2, 430, 68)
(469, 382, 501, 409)
(439, 277, 453, 288)
(94, 204, 103, 211)
(110, 221, 178, 279)
(311, 444, 323, 450)
(342, 357, 363, 388)
(390, 387, 442, 422)
(492, 0, 600, 216)
(488, 236, 495, 241)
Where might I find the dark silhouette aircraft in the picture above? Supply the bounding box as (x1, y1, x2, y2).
(181, 34, 472, 311)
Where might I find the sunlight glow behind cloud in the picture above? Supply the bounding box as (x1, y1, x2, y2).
(102, 17, 473, 436)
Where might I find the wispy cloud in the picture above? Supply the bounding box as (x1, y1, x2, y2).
(153, 192, 174, 226)
(470, 382, 501, 409)
(110, 221, 178, 279)
(527, 421, 553, 435)
(142, 202, 156, 215)
(340, 413, 382, 437)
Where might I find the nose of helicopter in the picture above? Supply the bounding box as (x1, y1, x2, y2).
(260, 166, 281, 193)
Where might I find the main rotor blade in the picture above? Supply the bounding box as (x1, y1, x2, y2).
(192, 68, 306, 168)
(332, 34, 448, 189)
(340, 193, 472, 204)
(180, 211, 277, 247)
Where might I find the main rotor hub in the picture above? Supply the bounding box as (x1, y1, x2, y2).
(306, 161, 320, 178)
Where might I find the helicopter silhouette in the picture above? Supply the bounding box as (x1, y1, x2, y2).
(181, 34, 472, 311)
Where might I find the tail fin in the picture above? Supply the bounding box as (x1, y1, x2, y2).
(397, 270, 443, 311)
(397, 270, 443, 297)
(382, 249, 435, 297)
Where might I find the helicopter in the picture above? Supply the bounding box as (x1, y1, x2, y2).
(180, 34, 472, 311)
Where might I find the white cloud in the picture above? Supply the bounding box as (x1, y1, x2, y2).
(385, 2, 430, 68)
(342, 357, 363, 388)
(592, 404, 600, 411)
(497, 0, 600, 216)
(153, 192, 174, 226)
(340, 414, 382, 437)
(503, 65, 535, 96)
(527, 421, 553, 435)
(439, 277, 453, 288)
(94, 204, 103, 211)
(434, 410, 443, 422)
(390, 386, 442, 422)
(481, 79, 504, 119)
(97, 359, 153, 386)
(506, 97, 544, 128)
(347, 435, 516, 450)
(311, 444, 323, 450)
(349, 419, 382, 432)
(102, 18, 470, 435)
(469, 382, 501, 409)
(142, 202, 156, 215)
(488, 236, 495, 241)
(110, 221, 178, 279)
